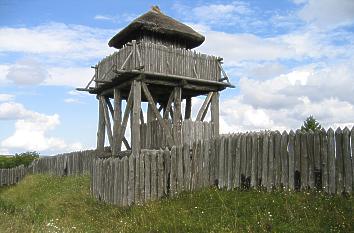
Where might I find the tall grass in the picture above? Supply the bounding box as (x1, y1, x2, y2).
(0, 174, 353, 232)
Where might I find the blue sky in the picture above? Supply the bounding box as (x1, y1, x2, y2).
(1, 0, 354, 155)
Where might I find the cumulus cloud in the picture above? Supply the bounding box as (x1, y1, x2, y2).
(0, 94, 14, 102)
(297, 0, 354, 29)
(0, 102, 83, 154)
(0, 23, 116, 62)
(45, 66, 94, 87)
(6, 59, 49, 85)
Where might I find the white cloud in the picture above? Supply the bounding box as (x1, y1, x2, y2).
(0, 23, 116, 62)
(64, 98, 83, 104)
(94, 15, 115, 21)
(297, 0, 354, 29)
(0, 94, 14, 102)
(6, 59, 49, 85)
(45, 66, 94, 87)
(0, 102, 83, 154)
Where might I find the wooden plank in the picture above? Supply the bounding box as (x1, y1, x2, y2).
(157, 150, 164, 198)
(234, 134, 241, 188)
(142, 82, 174, 147)
(342, 127, 352, 194)
(183, 143, 191, 191)
(294, 130, 301, 190)
(184, 97, 192, 120)
(307, 131, 315, 189)
(97, 95, 105, 151)
(261, 132, 269, 188)
(267, 132, 275, 191)
(128, 155, 135, 205)
(163, 148, 171, 195)
(251, 133, 258, 188)
(196, 92, 213, 121)
(351, 127, 354, 194)
(280, 131, 289, 189)
(327, 128, 336, 194)
(176, 146, 184, 192)
(257, 133, 263, 187)
(134, 153, 140, 203)
(203, 139, 210, 188)
(226, 136, 233, 190)
(288, 130, 295, 191)
(113, 88, 122, 154)
(123, 157, 128, 206)
(144, 151, 151, 201)
(218, 137, 225, 188)
(320, 129, 329, 193)
(131, 80, 141, 155)
(240, 133, 247, 188)
(211, 92, 219, 136)
(335, 128, 344, 194)
(300, 131, 308, 190)
(274, 131, 281, 189)
(150, 151, 157, 200)
(173, 87, 182, 145)
(170, 146, 177, 196)
(314, 131, 321, 190)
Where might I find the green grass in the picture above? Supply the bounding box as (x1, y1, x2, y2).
(0, 175, 353, 233)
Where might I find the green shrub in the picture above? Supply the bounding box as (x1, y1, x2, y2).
(0, 151, 39, 169)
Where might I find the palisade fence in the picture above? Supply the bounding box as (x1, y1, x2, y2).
(0, 150, 97, 187)
(92, 127, 354, 207)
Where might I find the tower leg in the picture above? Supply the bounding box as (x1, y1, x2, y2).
(97, 95, 105, 152)
(113, 88, 122, 155)
(211, 91, 219, 137)
(131, 79, 141, 155)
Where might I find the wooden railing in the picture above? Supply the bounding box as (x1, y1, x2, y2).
(96, 42, 221, 84)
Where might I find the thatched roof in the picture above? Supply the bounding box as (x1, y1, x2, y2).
(108, 7, 205, 49)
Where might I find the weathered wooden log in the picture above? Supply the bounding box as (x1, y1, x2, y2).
(342, 127, 352, 193)
(327, 128, 336, 194)
(288, 130, 295, 190)
(335, 128, 344, 194)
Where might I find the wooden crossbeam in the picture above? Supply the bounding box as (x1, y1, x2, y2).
(120, 50, 133, 70)
(101, 96, 113, 148)
(196, 92, 214, 121)
(117, 83, 134, 150)
(141, 82, 174, 147)
(163, 90, 175, 119)
(185, 97, 192, 119)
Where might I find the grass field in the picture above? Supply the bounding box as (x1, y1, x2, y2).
(0, 174, 353, 233)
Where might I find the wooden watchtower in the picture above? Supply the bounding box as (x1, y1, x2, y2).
(78, 7, 233, 156)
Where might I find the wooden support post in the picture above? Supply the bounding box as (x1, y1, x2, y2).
(173, 87, 182, 145)
(211, 92, 220, 136)
(117, 84, 134, 151)
(185, 96, 192, 120)
(196, 92, 213, 121)
(97, 95, 105, 151)
(141, 82, 174, 147)
(112, 88, 122, 155)
(101, 96, 113, 148)
(131, 79, 141, 155)
(163, 90, 175, 119)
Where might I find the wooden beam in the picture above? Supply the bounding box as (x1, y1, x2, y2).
(114, 69, 235, 88)
(163, 90, 174, 119)
(140, 108, 144, 124)
(101, 96, 113, 148)
(122, 137, 131, 150)
(117, 83, 134, 150)
(173, 87, 182, 145)
(112, 88, 122, 154)
(97, 95, 105, 151)
(141, 82, 174, 147)
(185, 97, 192, 120)
(120, 50, 133, 70)
(131, 79, 141, 155)
(196, 92, 213, 121)
(105, 97, 114, 117)
(211, 91, 220, 136)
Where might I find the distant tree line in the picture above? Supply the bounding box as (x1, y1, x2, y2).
(0, 151, 39, 169)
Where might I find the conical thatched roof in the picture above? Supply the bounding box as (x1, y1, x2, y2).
(108, 7, 205, 49)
